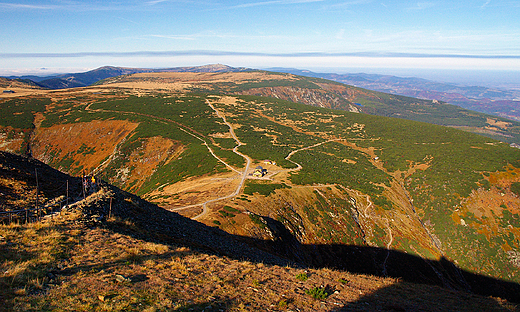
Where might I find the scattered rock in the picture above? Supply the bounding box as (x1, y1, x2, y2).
(115, 274, 130, 282)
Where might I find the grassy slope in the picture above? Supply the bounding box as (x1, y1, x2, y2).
(213, 95, 520, 283)
(0, 187, 516, 311)
(1, 77, 520, 286)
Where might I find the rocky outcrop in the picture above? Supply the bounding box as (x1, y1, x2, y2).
(238, 86, 359, 112)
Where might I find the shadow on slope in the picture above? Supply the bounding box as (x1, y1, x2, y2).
(73, 182, 520, 305)
(2, 152, 517, 309)
(242, 216, 520, 304)
(0, 152, 82, 213)
(331, 282, 517, 312)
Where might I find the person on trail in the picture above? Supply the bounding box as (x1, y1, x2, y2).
(90, 176, 97, 193)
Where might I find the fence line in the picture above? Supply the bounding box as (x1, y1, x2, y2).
(0, 175, 92, 225)
(0, 197, 71, 224)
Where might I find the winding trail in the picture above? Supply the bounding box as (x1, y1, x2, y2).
(189, 100, 252, 220)
(86, 97, 433, 277)
(85, 99, 248, 219)
(284, 139, 340, 172)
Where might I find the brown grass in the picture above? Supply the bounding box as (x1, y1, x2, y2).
(1, 209, 516, 311)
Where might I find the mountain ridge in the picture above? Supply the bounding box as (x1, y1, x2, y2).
(1, 70, 520, 298)
(4, 65, 519, 145)
(267, 67, 520, 122)
(4, 64, 251, 90)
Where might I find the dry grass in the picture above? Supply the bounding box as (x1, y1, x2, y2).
(1, 210, 517, 312)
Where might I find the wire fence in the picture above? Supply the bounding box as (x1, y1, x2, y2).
(0, 197, 69, 224)
(0, 168, 97, 225)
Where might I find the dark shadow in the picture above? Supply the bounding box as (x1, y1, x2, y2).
(83, 183, 520, 305)
(173, 298, 235, 311)
(238, 216, 520, 304)
(329, 281, 517, 312)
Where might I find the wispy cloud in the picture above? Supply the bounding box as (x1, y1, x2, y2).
(229, 0, 323, 9)
(149, 34, 196, 40)
(323, 0, 372, 10)
(146, 0, 169, 4)
(480, 0, 491, 9)
(0, 2, 62, 10)
(407, 1, 436, 10)
(116, 16, 140, 25)
(0, 1, 139, 12)
(1, 50, 519, 59)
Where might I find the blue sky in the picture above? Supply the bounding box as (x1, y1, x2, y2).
(1, 0, 520, 77)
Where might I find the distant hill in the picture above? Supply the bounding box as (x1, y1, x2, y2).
(5, 65, 519, 145)
(0, 77, 45, 90)
(268, 67, 520, 122)
(5, 64, 251, 90)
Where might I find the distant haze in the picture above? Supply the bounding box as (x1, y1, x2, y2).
(312, 67, 520, 89)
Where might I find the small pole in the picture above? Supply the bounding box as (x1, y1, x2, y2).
(35, 168, 39, 221)
(82, 175, 86, 200)
(66, 180, 69, 207)
(109, 197, 112, 219)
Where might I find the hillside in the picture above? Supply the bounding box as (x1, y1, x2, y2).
(96, 70, 520, 144)
(5, 65, 520, 144)
(269, 68, 520, 123)
(1, 71, 520, 302)
(0, 151, 518, 311)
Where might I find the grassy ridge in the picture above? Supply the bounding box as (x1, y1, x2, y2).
(348, 89, 520, 143)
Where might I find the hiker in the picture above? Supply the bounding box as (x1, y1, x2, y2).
(90, 176, 97, 193)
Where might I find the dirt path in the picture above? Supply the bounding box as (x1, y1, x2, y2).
(283, 139, 341, 172)
(189, 100, 252, 220)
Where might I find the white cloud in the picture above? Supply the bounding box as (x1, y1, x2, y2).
(407, 1, 436, 10)
(323, 0, 373, 10)
(0, 2, 61, 10)
(149, 34, 196, 40)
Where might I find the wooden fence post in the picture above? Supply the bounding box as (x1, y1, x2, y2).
(66, 180, 69, 207)
(35, 168, 40, 221)
(109, 197, 113, 219)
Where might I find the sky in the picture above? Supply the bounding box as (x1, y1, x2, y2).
(1, 0, 520, 83)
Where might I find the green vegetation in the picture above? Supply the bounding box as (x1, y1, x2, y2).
(91, 95, 228, 137)
(223, 206, 240, 213)
(511, 182, 520, 196)
(218, 209, 235, 218)
(0, 98, 49, 129)
(249, 213, 266, 228)
(305, 286, 332, 300)
(243, 181, 289, 196)
(348, 88, 520, 143)
(290, 142, 391, 196)
(5, 73, 520, 286)
(296, 272, 308, 281)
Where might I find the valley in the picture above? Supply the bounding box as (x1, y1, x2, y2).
(1, 69, 520, 305)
